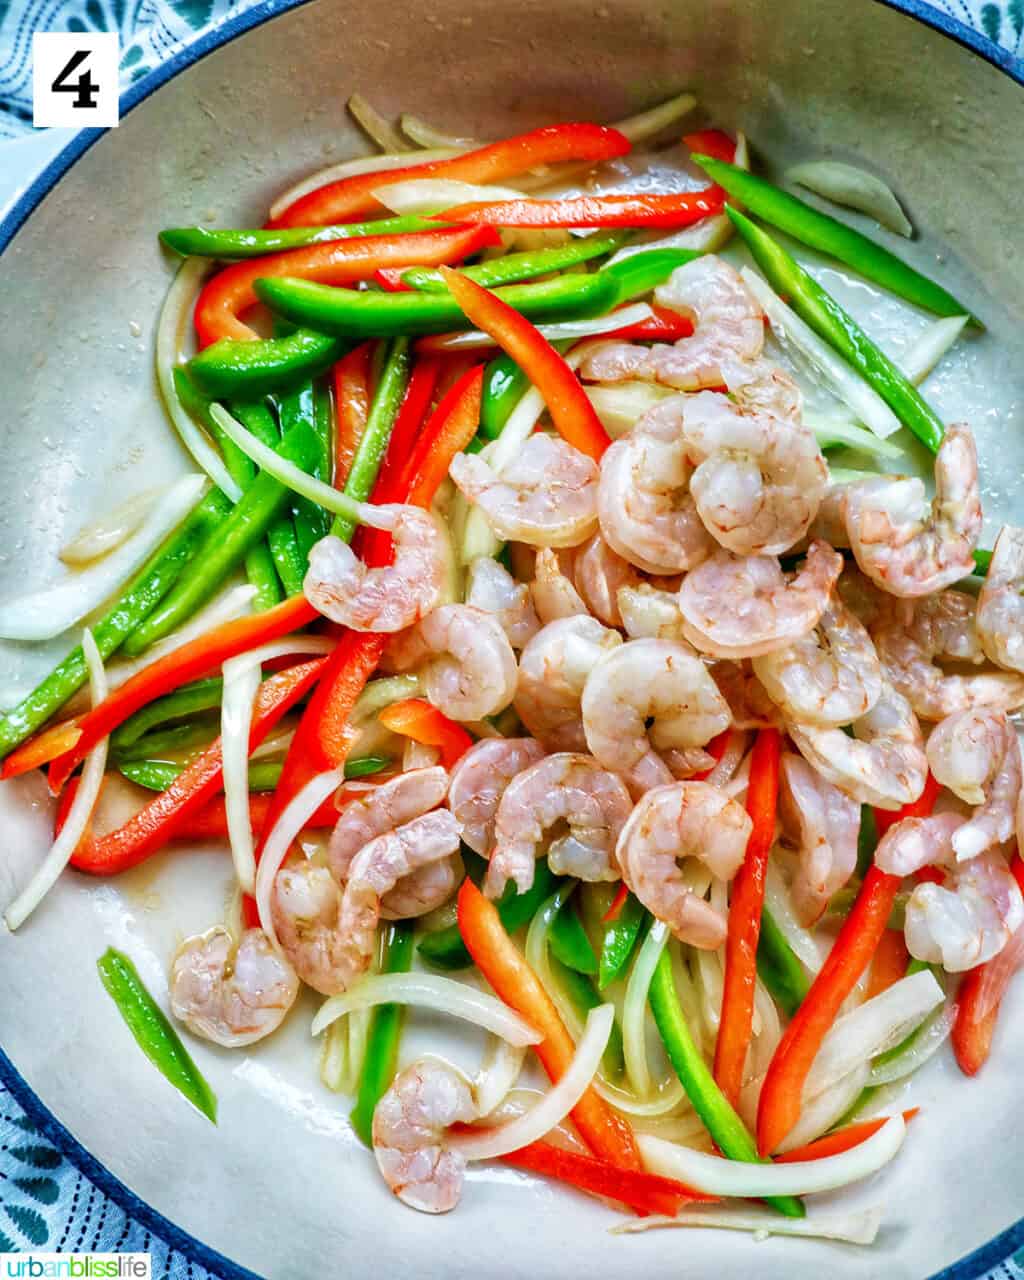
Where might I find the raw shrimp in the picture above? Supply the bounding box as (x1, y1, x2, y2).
(514, 615, 622, 751)
(385, 604, 518, 720)
(778, 753, 861, 924)
(572, 533, 640, 627)
(926, 709, 1022, 860)
(873, 591, 1024, 720)
(274, 811, 461, 994)
(304, 506, 447, 632)
(788, 679, 927, 809)
(447, 737, 546, 855)
(710, 661, 782, 729)
(977, 525, 1024, 672)
(579, 256, 764, 391)
(485, 752, 632, 897)
(373, 1055, 478, 1214)
(905, 850, 1024, 972)
(874, 811, 965, 878)
(617, 583, 693, 644)
(465, 556, 540, 650)
(676, 541, 843, 659)
(329, 766, 449, 879)
(806, 485, 852, 549)
(581, 639, 731, 793)
(680, 390, 827, 556)
(449, 433, 599, 548)
(844, 424, 981, 597)
(615, 781, 752, 949)
(752, 598, 884, 727)
(596, 396, 714, 575)
(529, 548, 588, 624)
(169, 926, 299, 1048)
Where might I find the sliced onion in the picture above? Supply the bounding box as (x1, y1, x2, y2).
(775, 1063, 870, 1154)
(615, 91, 697, 143)
(694, 944, 724, 1042)
(353, 675, 423, 721)
(400, 113, 481, 150)
(705, 730, 750, 790)
(622, 920, 670, 1096)
(805, 968, 944, 1101)
(741, 267, 901, 439)
(901, 315, 969, 385)
(629, 1110, 706, 1144)
(806, 409, 906, 460)
(639, 1114, 907, 1196)
(255, 767, 346, 952)
(312, 973, 541, 1045)
(221, 637, 336, 894)
(347, 93, 413, 153)
(5, 630, 108, 930)
(476, 1037, 527, 1118)
(450, 1003, 614, 1161)
(593, 1074, 687, 1117)
(60, 486, 167, 566)
(764, 860, 826, 974)
(372, 178, 527, 216)
(869, 998, 956, 1086)
(787, 160, 913, 238)
(268, 148, 461, 222)
(155, 259, 241, 500)
(525, 884, 582, 1035)
(612, 1204, 883, 1245)
(429, 302, 653, 352)
(584, 382, 675, 438)
(0, 475, 206, 642)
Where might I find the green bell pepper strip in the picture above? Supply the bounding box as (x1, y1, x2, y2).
(119, 753, 390, 793)
(972, 548, 992, 577)
(0, 491, 230, 760)
(728, 207, 945, 453)
(418, 856, 559, 970)
(550, 954, 626, 1083)
(279, 379, 331, 560)
(601, 248, 700, 302)
(175, 370, 283, 611)
(159, 215, 441, 259)
(480, 355, 528, 440)
(350, 920, 415, 1146)
(399, 232, 630, 292)
(694, 155, 978, 325)
(549, 893, 599, 976)
(113, 718, 219, 763)
(122, 415, 321, 655)
(857, 804, 879, 877)
(331, 337, 411, 541)
(756, 908, 810, 1019)
(111, 677, 224, 747)
(648, 950, 804, 1218)
(97, 947, 217, 1124)
(598, 892, 646, 990)
(188, 329, 343, 400)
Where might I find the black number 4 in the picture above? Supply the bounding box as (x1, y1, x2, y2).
(51, 50, 100, 110)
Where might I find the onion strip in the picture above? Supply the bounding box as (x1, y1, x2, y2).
(5, 631, 108, 930)
(347, 94, 413, 153)
(774, 1063, 870, 1154)
(901, 315, 970, 385)
(622, 920, 670, 1097)
(255, 768, 345, 951)
(763, 860, 826, 974)
(60, 486, 168, 566)
(450, 1004, 614, 1161)
(400, 114, 480, 150)
(742, 266, 902, 438)
(787, 160, 913, 238)
(611, 1204, 883, 1245)
(476, 1037, 527, 1117)
(0, 475, 206, 642)
(372, 179, 527, 216)
(639, 1114, 907, 1196)
(868, 998, 956, 1086)
(805, 410, 905, 459)
(312, 973, 541, 1046)
(426, 302, 653, 352)
(615, 91, 697, 143)
(268, 148, 461, 222)
(155, 259, 241, 500)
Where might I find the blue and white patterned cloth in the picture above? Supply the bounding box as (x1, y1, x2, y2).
(0, 0, 1022, 1275)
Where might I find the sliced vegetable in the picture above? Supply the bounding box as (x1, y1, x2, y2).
(418, 301, 653, 353)
(549, 958, 626, 1083)
(436, 188, 723, 229)
(866, 928, 910, 1000)
(60, 487, 166, 566)
(611, 1204, 882, 1246)
(775, 1109, 919, 1163)
(599, 893, 646, 989)
(118, 758, 285, 793)
(332, 342, 373, 485)
(901, 315, 970, 385)
(397, 232, 628, 292)
(159, 215, 440, 259)
(622, 921, 669, 1097)
(756, 905, 811, 1018)
(549, 893, 599, 976)
(188, 329, 344, 399)
(349, 921, 415, 1145)
(97, 947, 217, 1124)
(348, 92, 412, 153)
(377, 698, 474, 769)
(786, 160, 913, 238)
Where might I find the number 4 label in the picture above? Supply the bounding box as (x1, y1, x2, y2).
(33, 33, 120, 128)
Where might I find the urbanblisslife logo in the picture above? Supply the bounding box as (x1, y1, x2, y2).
(0, 1256, 150, 1278)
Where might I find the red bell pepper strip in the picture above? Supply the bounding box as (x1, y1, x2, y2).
(601, 303, 695, 342)
(682, 129, 737, 164)
(714, 728, 782, 1108)
(0, 716, 84, 780)
(37, 594, 318, 793)
(378, 698, 474, 769)
(456, 879, 656, 1189)
(270, 123, 632, 228)
(401, 364, 483, 504)
(195, 224, 499, 346)
(756, 780, 941, 1155)
(372, 357, 442, 502)
(438, 267, 611, 462)
(332, 342, 374, 487)
(602, 884, 630, 925)
(167, 790, 338, 843)
(773, 1109, 919, 1164)
(65, 659, 325, 876)
(497, 1140, 714, 1215)
(436, 188, 724, 230)
(952, 853, 1024, 1076)
(865, 928, 911, 1001)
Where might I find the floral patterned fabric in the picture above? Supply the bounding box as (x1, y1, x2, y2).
(0, 0, 1021, 1275)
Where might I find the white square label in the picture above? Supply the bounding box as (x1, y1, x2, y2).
(32, 32, 120, 128)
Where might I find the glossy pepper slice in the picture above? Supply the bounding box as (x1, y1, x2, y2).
(436, 186, 724, 229)
(194, 224, 500, 345)
(188, 329, 343, 399)
(377, 698, 474, 769)
(159, 214, 441, 259)
(332, 342, 374, 486)
(349, 921, 416, 1146)
(270, 123, 632, 227)
(598, 893, 646, 989)
(394, 232, 630, 292)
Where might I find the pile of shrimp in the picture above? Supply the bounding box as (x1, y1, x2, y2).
(169, 256, 1024, 1218)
